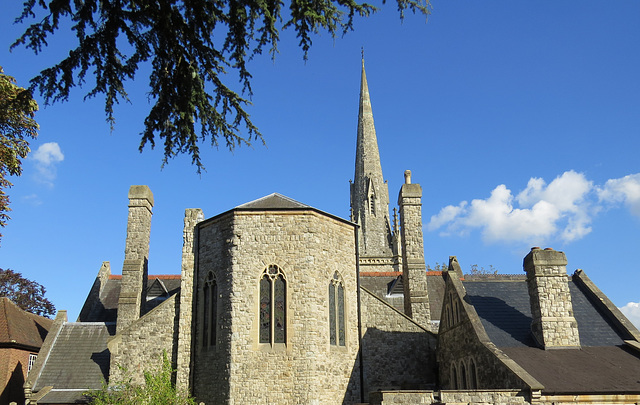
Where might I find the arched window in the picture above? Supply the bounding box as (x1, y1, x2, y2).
(469, 358, 478, 389)
(459, 361, 468, 389)
(260, 265, 287, 345)
(202, 272, 217, 348)
(369, 194, 376, 215)
(329, 272, 346, 346)
(450, 364, 458, 389)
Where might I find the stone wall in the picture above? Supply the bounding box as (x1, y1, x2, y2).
(360, 287, 437, 402)
(108, 294, 179, 385)
(193, 209, 361, 404)
(440, 389, 529, 405)
(437, 273, 532, 391)
(368, 390, 435, 404)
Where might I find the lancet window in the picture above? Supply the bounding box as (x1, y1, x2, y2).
(329, 271, 346, 346)
(259, 265, 287, 345)
(202, 272, 217, 348)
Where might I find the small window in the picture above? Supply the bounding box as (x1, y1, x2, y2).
(28, 353, 37, 374)
(329, 272, 346, 346)
(202, 272, 217, 348)
(260, 265, 287, 345)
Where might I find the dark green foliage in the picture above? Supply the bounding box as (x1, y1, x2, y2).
(0, 68, 38, 241)
(0, 268, 55, 317)
(12, 0, 430, 172)
(87, 353, 196, 405)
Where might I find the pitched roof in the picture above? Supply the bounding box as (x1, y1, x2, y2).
(236, 193, 310, 209)
(0, 297, 53, 350)
(79, 275, 181, 323)
(462, 277, 628, 348)
(461, 276, 640, 394)
(34, 322, 115, 393)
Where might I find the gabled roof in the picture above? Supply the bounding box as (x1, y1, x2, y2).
(33, 322, 115, 396)
(460, 274, 640, 394)
(79, 275, 181, 323)
(0, 297, 52, 350)
(462, 277, 627, 348)
(236, 193, 311, 209)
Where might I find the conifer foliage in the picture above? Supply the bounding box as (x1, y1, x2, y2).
(0, 68, 38, 241)
(12, 0, 430, 171)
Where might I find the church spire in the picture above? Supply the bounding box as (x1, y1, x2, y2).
(351, 59, 395, 266)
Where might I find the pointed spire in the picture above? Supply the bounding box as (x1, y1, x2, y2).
(351, 58, 393, 261)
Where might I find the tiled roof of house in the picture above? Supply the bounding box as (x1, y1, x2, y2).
(0, 297, 52, 350)
(33, 322, 115, 394)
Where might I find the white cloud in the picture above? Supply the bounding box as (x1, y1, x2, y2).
(30, 142, 64, 186)
(619, 302, 640, 330)
(427, 171, 594, 244)
(598, 174, 640, 217)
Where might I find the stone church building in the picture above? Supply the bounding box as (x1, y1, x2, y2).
(24, 62, 640, 404)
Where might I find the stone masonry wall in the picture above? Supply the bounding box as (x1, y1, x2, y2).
(175, 208, 203, 393)
(194, 210, 361, 405)
(360, 288, 437, 402)
(437, 274, 530, 391)
(108, 294, 178, 386)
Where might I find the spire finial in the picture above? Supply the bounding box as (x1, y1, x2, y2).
(361, 47, 364, 64)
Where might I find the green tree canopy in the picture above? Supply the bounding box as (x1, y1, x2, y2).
(12, 0, 429, 172)
(0, 268, 55, 317)
(0, 67, 39, 241)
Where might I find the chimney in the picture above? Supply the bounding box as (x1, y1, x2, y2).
(398, 170, 430, 325)
(117, 185, 154, 333)
(524, 247, 580, 349)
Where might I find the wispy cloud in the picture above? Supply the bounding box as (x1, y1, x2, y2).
(30, 142, 64, 187)
(619, 302, 640, 330)
(598, 174, 640, 217)
(428, 170, 639, 245)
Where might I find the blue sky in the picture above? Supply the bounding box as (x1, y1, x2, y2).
(1, 1, 639, 326)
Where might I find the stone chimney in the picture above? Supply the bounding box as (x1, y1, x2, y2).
(524, 247, 580, 349)
(176, 208, 204, 392)
(117, 185, 154, 333)
(398, 170, 430, 325)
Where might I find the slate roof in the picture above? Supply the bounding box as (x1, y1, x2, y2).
(462, 275, 640, 394)
(502, 345, 640, 394)
(236, 193, 311, 209)
(34, 323, 115, 396)
(462, 277, 628, 348)
(79, 275, 181, 323)
(0, 297, 52, 350)
(359, 272, 446, 320)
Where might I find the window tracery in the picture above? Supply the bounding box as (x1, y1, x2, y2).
(260, 265, 287, 345)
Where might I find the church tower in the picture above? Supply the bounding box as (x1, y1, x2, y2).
(350, 59, 400, 272)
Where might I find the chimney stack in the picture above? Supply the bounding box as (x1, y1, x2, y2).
(524, 247, 580, 349)
(117, 185, 154, 333)
(398, 170, 430, 325)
